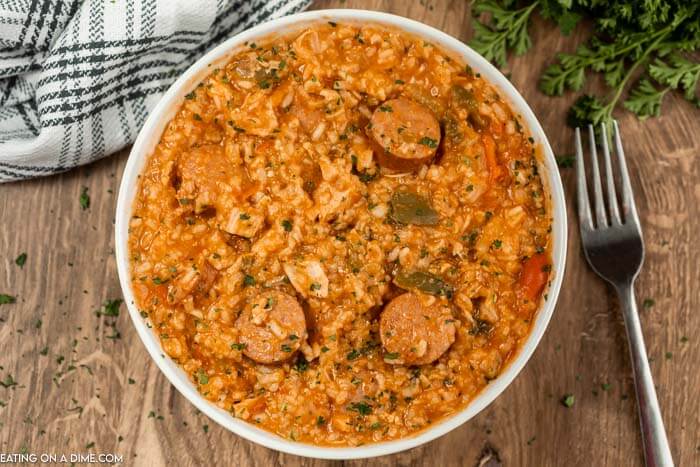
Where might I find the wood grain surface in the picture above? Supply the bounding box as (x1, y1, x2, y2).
(1, 0, 699, 465)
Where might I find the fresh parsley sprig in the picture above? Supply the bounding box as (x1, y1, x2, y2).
(470, 0, 700, 125)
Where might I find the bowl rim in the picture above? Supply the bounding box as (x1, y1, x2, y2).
(115, 8, 568, 460)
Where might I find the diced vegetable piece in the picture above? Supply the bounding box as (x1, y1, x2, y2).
(394, 271, 454, 298)
(389, 190, 439, 225)
(482, 134, 502, 182)
(451, 85, 478, 111)
(300, 158, 322, 195)
(451, 85, 489, 130)
(519, 253, 550, 301)
(468, 112, 489, 130)
(403, 84, 446, 116)
(254, 68, 278, 89)
(442, 113, 462, 145)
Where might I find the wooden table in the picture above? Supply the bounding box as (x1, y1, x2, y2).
(1, 1, 698, 465)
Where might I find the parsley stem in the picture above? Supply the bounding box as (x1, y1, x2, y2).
(602, 24, 676, 122)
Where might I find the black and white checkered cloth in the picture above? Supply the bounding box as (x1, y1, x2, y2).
(0, 0, 311, 182)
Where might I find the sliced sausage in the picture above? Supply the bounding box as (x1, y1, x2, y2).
(235, 290, 307, 364)
(369, 98, 441, 172)
(379, 292, 456, 365)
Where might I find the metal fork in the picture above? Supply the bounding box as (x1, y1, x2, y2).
(576, 121, 673, 467)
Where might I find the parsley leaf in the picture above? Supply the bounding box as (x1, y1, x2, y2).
(649, 54, 700, 102)
(469, 1, 539, 67)
(623, 79, 669, 119)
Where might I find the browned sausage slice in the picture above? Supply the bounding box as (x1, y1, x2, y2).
(379, 292, 456, 365)
(235, 291, 307, 364)
(369, 98, 441, 172)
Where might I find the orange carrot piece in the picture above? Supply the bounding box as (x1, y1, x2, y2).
(482, 134, 502, 182)
(519, 253, 550, 301)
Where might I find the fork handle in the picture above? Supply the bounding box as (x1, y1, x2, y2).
(617, 283, 674, 467)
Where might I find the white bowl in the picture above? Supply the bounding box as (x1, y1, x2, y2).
(115, 9, 567, 460)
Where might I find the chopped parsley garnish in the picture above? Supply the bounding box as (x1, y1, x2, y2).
(347, 401, 372, 416)
(491, 239, 503, 249)
(384, 352, 400, 360)
(243, 274, 256, 287)
(281, 344, 292, 352)
(316, 416, 326, 426)
(561, 394, 575, 408)
(0, 375, 17, 388)
(418, 136, 438, 148)
(346, 349, 361, 361)
(0, 294, 16, 305)
(95, 299, 122, 317)
(15, 253, 27, 268)
(309, 282, 321, 291)
(643, 298, 655, 309)
(230, 343, 246, 351)
(556, 155, 575, 168)
(395, 79, 405, 84)
(193, 113, 202, 121)
(79, 187, 90, 210)
(196, 368, 209, 385)
(281, 219, 293, 231)
(185, 91, 196, 100)
(239, 213, 251, 220)
(289, 334, 299, 341)
(379, 105, 393, 112)
(293, 355, 308, 372)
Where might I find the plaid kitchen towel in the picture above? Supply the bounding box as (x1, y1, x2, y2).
(0, 0, 311, 182)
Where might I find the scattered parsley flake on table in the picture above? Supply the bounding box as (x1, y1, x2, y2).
(0, 294, 16, 305)
(470, 0, 700, 125)
(96, 299, 122, 317)
(80, 186, 90, 210)
(15, 253, 27, 268)
(561, 393, 575, 408)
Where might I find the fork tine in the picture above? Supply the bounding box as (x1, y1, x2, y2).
(587, 125, 608, 227)
(600, 123, 621, 224)
(612, 121, 640, 224)
(575, 127, 593, 231)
